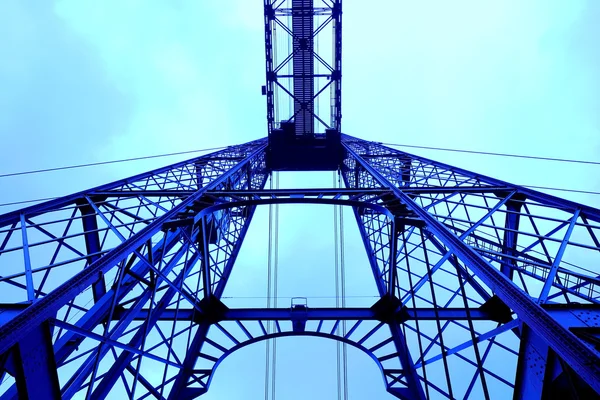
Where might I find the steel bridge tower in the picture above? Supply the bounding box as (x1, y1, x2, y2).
(1, 1, 600, 399)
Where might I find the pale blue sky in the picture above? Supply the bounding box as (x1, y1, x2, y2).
(1, 1, 599, 399)
(1, 1, 598, 209)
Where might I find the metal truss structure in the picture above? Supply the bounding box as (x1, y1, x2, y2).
(1, 135, 600, 399)
(1, 0, 600, 399)
(264, 0, 343, 171)
(263, 0, 341, 136)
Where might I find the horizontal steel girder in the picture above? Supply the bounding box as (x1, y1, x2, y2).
(116, 307, 494, 321)
(102, 305, 597, 324)
(88, 186, 515, 198)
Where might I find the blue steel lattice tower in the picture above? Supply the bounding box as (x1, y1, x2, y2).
(0, 1, 600, 399)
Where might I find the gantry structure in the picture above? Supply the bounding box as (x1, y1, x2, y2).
(0, 1, 599, 399)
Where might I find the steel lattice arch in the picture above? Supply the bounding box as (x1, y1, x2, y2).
(1, 1, 600, 399)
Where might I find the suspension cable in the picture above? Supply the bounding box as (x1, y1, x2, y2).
(0, 146, 229, 179)
(381, 142, 600, 166)
(334, 171, 341, 400)
(339, 171, 348, 400)
(265, 15, 280, 399)
(265, 173, 274, 400)
(271, 172, 279, 400)
(264, 171, 280, 400)
(334, 170, 349, 400)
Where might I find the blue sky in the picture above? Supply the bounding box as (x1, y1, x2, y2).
(1, 1, 598, 210)
(1, 1, 600, 399)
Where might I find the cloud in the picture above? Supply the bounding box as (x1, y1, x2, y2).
(53, 0, 268, 167)
(0, 1, 132, 205)
(342, 0, 599, 206)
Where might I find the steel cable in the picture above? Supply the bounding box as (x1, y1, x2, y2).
(271, 172, 279, 400)
(0, 146, 229, 179)
(339, 171, 348, 400)
(334, 172, 342, 400)
(265, 173, 274, 400)
(381, 142, 600, 166)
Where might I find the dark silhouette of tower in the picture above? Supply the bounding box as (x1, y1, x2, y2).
(0, 1, 599, 399)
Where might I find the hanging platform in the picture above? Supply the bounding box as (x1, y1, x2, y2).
(267, 122, 344, 171)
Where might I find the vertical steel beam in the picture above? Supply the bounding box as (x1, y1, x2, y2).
(331, 0, 342, 131)
(513, 324, 549, 400)
(18, 214, 34, 303)
(12, 322, 61, 400)
(76, 198, 107, 301)
(500, 198, 523, 279)
(201, 218, 212, 300)
(388, 221, 398, 296)
(263, 0, 275, 135)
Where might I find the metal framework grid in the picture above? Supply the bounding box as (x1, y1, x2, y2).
(1, 0, 600, 399)
(0, 136, 599, 399)
(263, 0, 341, 135)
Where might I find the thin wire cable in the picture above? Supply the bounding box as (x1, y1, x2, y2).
(7, 140, 593, 181)
(339, 171, 348, 400)
(0, 197, 59, 207)
(271, 172, 279, 400)
(264, 173, 274, 400)
(522, 185, 600, 195)
(334, 171, 342, 400)
(0, 146, 228, 179)
(381, 142, 600, 166)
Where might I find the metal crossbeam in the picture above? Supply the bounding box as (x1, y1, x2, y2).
(119, 307, 495, 321)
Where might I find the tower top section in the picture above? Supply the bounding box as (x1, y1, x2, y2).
(263, 0, 343, 171)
